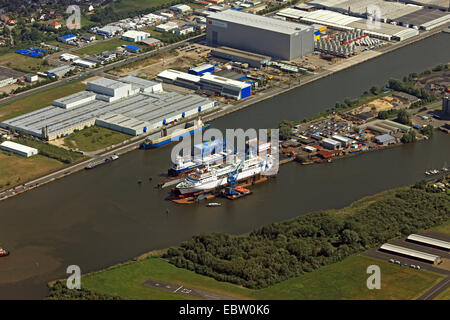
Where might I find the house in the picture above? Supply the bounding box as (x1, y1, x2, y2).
(139, 38, 161, 47)
(49, 21, 62, 29)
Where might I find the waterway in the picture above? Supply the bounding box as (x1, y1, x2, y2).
(0, 32, 449, 299)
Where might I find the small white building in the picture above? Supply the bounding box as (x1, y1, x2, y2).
(322, 138, 341, 150)
(25, 74, 38, 82)
(0, 141, 38, 157)
(121, 30, 151, 42)
(173, 25, 195, 35)
(160, 12, 174, 19)
(73, 59, 97, 68)
(82, 34, 96, 42)
(170, 4, 192, 14)
(156, 22, 179, 32)
(60, 53, 80, 62)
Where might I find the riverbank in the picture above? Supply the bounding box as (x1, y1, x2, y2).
(46, 181, 450, 300)
(1, 31, 449, 300)
(1, 28, 448, 203)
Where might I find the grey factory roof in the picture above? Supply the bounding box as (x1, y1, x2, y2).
(395, 8, 450, 28)
(207, 9, 312, 34)
(53, 91, 96, 106)
(46, 65, 74, 74)
(0, 66, 25, 79)
(89, 77, 129, 89)
(1, 90, 211, 137)
(398, 0, 450, 9)
(307, 0, 423, 20)
(375, 134, 395, 143)
(118, 75, 159, 91)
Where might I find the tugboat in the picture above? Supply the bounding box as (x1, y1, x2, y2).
(0, 247, 9, 257)
(206, 202, 221, 207)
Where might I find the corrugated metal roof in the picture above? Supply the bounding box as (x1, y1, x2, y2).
(380, 243, 441, 262)
(407, 234, 450, 250)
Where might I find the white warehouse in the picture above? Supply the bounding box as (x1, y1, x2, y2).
(121, 30, 151, 42)
(0, 76, 216, 139)
(0, 141, 38, 157)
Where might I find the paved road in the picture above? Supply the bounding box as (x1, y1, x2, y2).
(362, 232, 450, 300)
(417, 276, 449, 300)
(0, 34, 205, 106)
(142, 279, 238, 300)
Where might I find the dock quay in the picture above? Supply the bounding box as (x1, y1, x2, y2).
(169, 174, 271, 204)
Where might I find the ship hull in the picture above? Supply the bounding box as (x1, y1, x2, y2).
(141, 125, 208, 149)
(177, 165, 264, 195)
(168, 163, 203, 176)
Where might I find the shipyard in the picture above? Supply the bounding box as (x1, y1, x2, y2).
(0, 0, 449, 306)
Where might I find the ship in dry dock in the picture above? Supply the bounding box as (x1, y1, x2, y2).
(175, 153, 276, 195)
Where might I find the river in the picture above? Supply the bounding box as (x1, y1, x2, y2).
(0, 32, 449, 299)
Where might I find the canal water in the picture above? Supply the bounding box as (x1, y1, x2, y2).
(0, 33, 449, 299)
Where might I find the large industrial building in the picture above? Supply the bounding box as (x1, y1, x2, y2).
(0, 76, 216, 140)
(305, 0, 450, 30)
(277, 8, 419, 40)
(157, 69, 252, 100)
(206, 9, 314, 60)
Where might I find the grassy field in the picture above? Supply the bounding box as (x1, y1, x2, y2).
(0, 49, 48, 73)
(0, 80, 86, 122)
(110, 0, 176, 14)
(81, 255, 444, 300)
(0, 151, 66, 191)
(430, 219, 450, 236)
(63, 126, 132, 152)
(72, 38, 130, 57)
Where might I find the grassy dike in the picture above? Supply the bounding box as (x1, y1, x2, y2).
(48, 185, 449, 300)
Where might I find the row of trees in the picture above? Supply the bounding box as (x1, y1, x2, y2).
(165, 187, 449, 289)
(47, 281, 120, 300)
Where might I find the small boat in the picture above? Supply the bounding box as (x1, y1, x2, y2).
(206, 202, 221, 207)
(0, 247, 9, 257)
(85, 154, 119, 169)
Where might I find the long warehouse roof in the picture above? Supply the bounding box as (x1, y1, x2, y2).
(1, 82, 212, 137)
(380, 243, 441, 263)
(307, 0, 423, 20)
(407, 234, 450, 250)
(0, 141, 38, 153)
(207, 9, 312, 34)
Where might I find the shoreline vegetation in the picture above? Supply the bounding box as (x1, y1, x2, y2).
(47, 177, 450, 299)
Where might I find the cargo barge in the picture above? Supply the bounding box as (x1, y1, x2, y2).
(85, 154, 119, 169)
(140, 119, 208, 149)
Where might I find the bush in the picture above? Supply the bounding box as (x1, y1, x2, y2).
(164, 187, 450, 289)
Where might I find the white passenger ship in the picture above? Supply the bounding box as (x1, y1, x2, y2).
(175, 154, 275, 194)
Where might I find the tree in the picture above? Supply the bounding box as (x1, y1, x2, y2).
(401, 130, 416, 143)
(420, 125, 433, 137)
(396, 109, 411, 125)
(369, 86, 379, 95)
